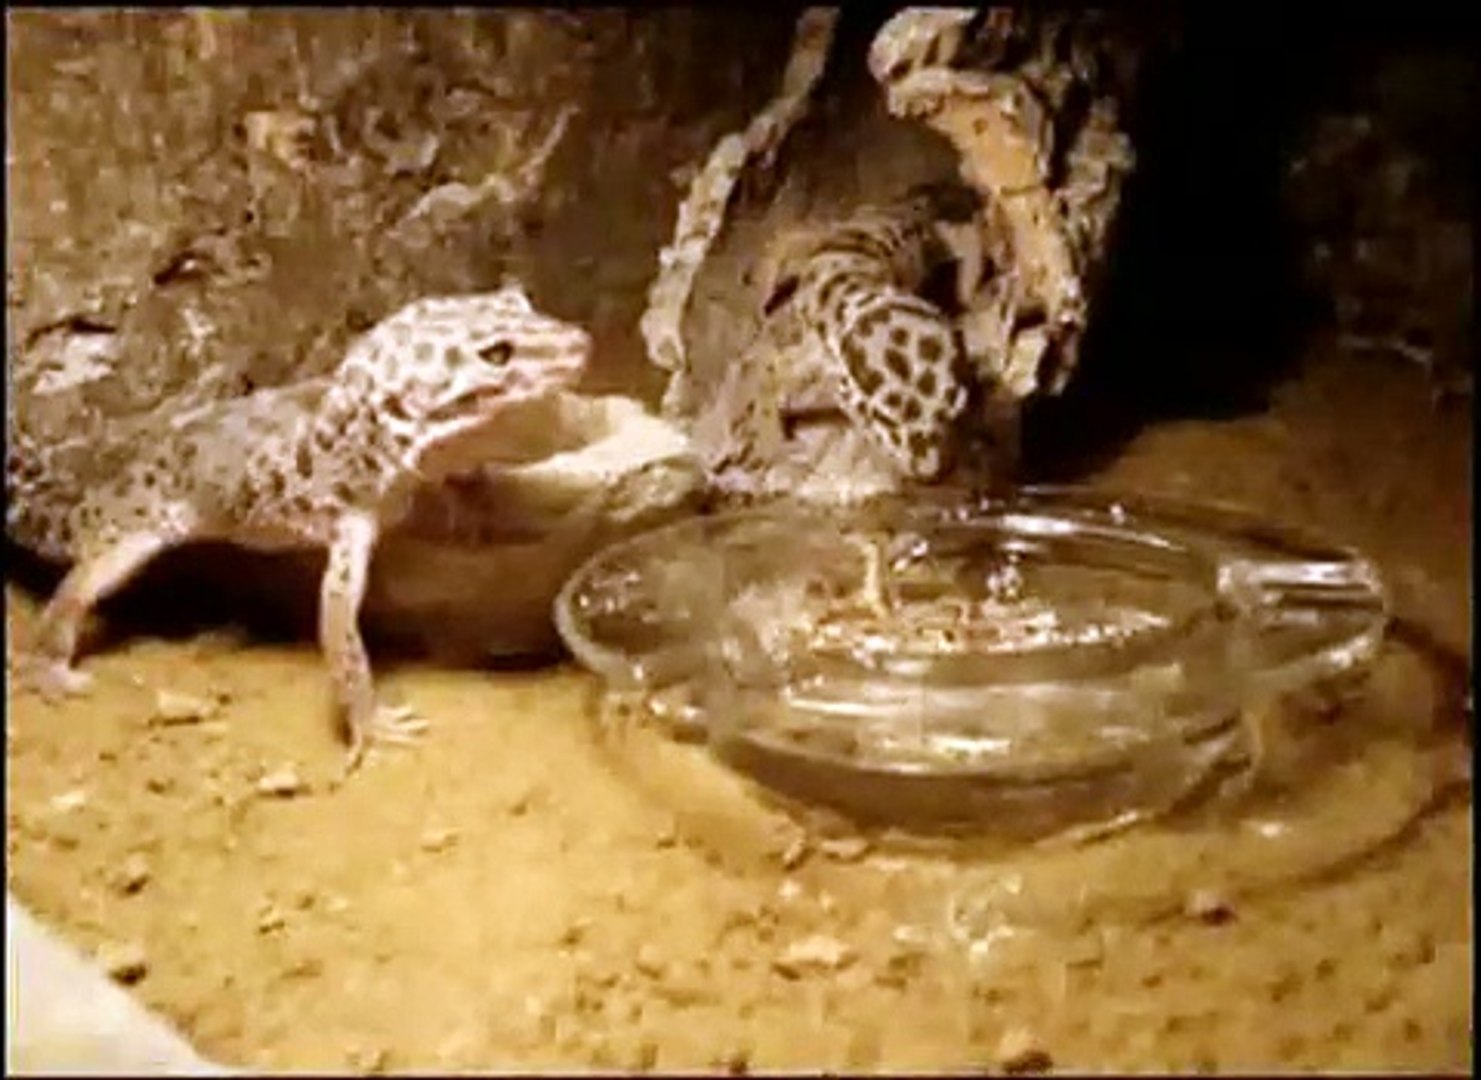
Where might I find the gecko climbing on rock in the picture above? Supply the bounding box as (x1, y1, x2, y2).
(9, 284, 591, 769)
(708, 182, 983, 495)
(773, 183, 980, 482)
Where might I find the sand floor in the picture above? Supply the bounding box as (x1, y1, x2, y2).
(5, 348, 1472, 1072)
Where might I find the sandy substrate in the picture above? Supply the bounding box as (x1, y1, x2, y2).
(5, 349, 1472, 1073)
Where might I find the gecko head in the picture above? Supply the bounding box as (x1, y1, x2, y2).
(360, 286, 592, 473)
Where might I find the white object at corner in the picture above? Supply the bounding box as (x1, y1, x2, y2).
(6, 893, 235, 1076)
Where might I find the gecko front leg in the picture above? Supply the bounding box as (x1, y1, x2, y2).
(18, 528, 185, 700)
(320, 510, 427, 772)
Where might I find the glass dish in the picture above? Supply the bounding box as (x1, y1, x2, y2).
(555, 487, 1390, 835)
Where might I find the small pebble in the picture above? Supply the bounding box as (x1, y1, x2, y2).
(282, 954, 324, 979)
(996, 1026, 1053, 1074)
(345, 1045, 389, 1074)
(879, 929, 930, 987)
(1185, 888, 1236, 925)
(257, 903, 287, 934)
(43, 823, 80, 850)
(635, 943, 665, 978)
(418, 826, 459, 853)
(97, 940, 149, 984)
(256, 766, 308, 798)
(112, 852, 152, 895)
(653, 972, 711, 1007)
(507, 786, 539, 816)
(773, 934, 857, 979)
(891, 924, 931, 951)
(48, 788, 89, 814)
(559, 917, 592, 948)
(818, 836, 871, 862)
(151, 688, 217, 725)
(715, 1046, 751, 1075)
(583, 966, 620, 990)
(778, 834, 811, 870)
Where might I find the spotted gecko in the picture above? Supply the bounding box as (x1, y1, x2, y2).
(10, 284, 591, 769)
(713, 182, 981, 491)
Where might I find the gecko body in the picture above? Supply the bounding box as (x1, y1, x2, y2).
(11, 284, 591, 768)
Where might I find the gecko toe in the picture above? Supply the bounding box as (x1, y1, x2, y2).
(370, 704, 429, 745)
(15, 655, 94, 702)
(343, 702, 429, 773)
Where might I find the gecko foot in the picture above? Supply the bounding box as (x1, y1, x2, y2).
(13, 653, 95, 702)
(344, 702, 430, 774)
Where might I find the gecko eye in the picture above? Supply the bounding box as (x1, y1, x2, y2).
(478, 341, 515, 365)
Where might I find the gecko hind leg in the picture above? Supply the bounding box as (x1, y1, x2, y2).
(18, 527, 186, 701)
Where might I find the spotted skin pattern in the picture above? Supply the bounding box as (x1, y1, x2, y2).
(762, 186, 975, 482)
(14, 285, 591, 770)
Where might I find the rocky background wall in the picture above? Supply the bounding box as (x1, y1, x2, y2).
(7, 9, 797, 422)
(8, 9, 1471, 475)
